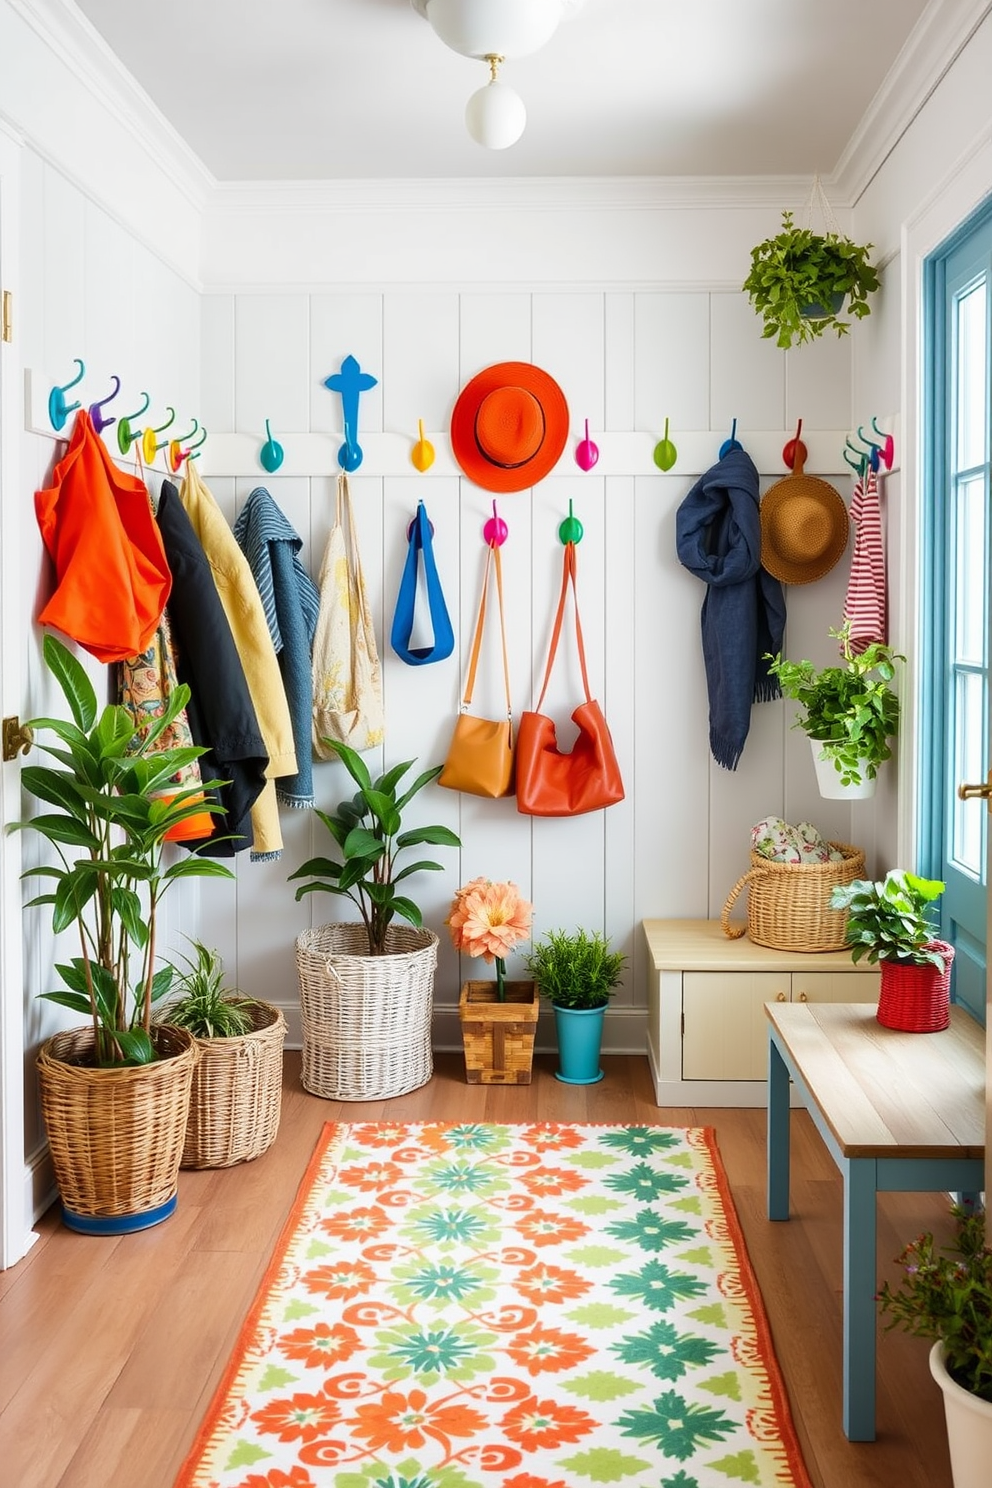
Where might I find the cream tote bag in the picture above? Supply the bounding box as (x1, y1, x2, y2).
(312, 474, 384, 756)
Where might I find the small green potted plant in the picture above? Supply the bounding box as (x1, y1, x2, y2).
(160, 939, 286, 1169)
(289, 739, 461, 1101)
(829, 870, 952, 1031)
(877, 1203, 992, 1480)
(766, 622, 902, 796)
(525, 928, 626, 1085)
(743, 209, 880, 348)
(14, 634, 234, 1231)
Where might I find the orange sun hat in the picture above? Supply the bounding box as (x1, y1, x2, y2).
(450, 361, 569, 492)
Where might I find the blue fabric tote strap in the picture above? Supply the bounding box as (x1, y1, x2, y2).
(390, 501, 455, 665)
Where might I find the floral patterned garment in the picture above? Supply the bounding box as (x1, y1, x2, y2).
(176, 1122, 811, 1488)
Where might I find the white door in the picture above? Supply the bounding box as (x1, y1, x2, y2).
(0, 125, 31, 1268)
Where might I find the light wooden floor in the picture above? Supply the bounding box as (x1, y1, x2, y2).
(0, 1052, 956, 1488)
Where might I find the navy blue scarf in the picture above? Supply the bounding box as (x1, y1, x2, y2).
(676, 448, 786, 770)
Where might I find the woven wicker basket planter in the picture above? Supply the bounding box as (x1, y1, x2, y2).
(37, 1023, 198, 1234)
(296, 924, 438, 1101)
(181, 1000, 287, 1169)
(459, 980, 539, 1085)
(721, 841, 866, 953)
(877, 941, 955, 1032)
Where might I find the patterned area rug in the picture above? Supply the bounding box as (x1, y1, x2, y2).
(177, 1123, 810, 1488)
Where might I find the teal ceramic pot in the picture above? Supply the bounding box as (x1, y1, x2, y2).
(552, 1003, 607, 1085)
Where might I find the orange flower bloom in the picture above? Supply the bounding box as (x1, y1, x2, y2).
(302, 1259, 378, 1300)
(236, 1469, 318, 1488)
(506, 1323, 596, 1375)
(348, 1386, 486, 1454)
(251, 1390, 341, 1443)
(277, 1323, 362, 1370)
(446, 879, 533, 963)
(500, 1394, 596, 1451)
(503, 1477, 570, 1488)
(319, 1205, 391, 1241)
(337, 1160, 405, 1191)
(519, 1166, 588, 1197)
(520, 1123, 583, 1153)
(515, 1210, 591, 1247)
(514, 1263, 593, 1307)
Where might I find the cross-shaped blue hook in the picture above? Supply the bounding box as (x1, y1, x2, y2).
(323, 354, 378, 471)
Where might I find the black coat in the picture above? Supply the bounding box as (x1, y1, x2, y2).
(156, 482, 268, 854)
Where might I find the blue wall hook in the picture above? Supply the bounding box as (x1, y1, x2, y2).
(323, 354, 378, 471)
(49, 358, 86, 431)
(719, 417, 742, 458)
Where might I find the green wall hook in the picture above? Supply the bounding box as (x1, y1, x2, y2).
(117, 391, 151, 455)
(558, 498, 584, 545)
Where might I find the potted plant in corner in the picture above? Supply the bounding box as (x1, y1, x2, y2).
(289, 739, 460, 1101)
(159, 939, 286, 1169)
(743, 208, 880, 348)
(15, 635, 234, 1233)
(525, 928, 626, 1085)
(447, 878, 535, 1085)
(766, 621, 902, 798)
(829, 870, 952, 1032)
(877, 1202, 992, 1488)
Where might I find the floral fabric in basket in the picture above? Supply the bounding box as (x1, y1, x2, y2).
(751, 816, 844, 865)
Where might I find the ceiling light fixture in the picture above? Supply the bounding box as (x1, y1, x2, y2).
(411, 0, 583, 150)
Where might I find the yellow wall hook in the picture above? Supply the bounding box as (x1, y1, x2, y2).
(411, 418, 435, 473)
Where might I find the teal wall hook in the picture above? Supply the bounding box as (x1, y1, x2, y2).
(48, 358, 85, 431)
(323, 354, 378, 471)
(186, 425, 208, 462)
(259, 418, 284, 472)
(558, 498, 584, 545)
(117, 391, 151, 456)
(88, 374, 120, 435)
(168, 418, 199, 472)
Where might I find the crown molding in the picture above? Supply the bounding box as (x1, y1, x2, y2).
(7, 0, 214, 211)
(831, 0, 992, 204)
(204, 174, 824, 218)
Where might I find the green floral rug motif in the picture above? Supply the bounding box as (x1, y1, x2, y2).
(177, 1123, 810, 1488)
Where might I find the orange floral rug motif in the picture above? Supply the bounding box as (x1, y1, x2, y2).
(176, 1122, 811, 1488)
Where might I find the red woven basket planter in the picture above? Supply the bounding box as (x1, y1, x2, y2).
(876, 941, 955, 1032)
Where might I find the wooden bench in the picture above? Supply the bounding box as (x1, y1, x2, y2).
(765, 999, 985, 1441)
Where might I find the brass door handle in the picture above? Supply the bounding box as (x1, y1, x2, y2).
(958, 775, 992, 801)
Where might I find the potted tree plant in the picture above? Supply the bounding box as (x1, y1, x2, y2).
(16, 635, 234, 1233)
(743, 209, 880, 348)
(766, 622, 902, 797)
(525, 927, 626, 1085)
(159, 939, 286, 1169)
(829, 870, 953, 1031)
(877, 1203, 992, 1488)
(289, 739, 460, 1100)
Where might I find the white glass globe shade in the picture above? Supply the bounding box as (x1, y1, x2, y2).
(413, 0, 568, 59)
(465, 80, 526, 149)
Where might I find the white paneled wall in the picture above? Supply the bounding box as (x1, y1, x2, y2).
(196, 287, 868, 1053)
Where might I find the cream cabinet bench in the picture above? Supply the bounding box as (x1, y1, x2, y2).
(642, 918, 879, 1106)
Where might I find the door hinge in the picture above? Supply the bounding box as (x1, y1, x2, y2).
(2, 716, 33, 761)
(1, 290, 11, 343)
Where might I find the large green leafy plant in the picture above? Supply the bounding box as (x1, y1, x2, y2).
(878, 1203, 992, 1402)
(289, 739, 460, 955)
(525, 928, 626, 1010)
(743, 210, 880, 348)
(14, 635, 233, 1066)
(766, 623, 902, 787)
(829, 870, 947, 970)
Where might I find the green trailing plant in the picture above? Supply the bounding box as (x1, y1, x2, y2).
(525, 928, 626, 1010)
(878, 1203, 992, 1403)
(13, 635, 233, 1066)
(743, 210, 880, 348)
(160, 938, 257, 1039)
(765, 622, 902, 787)
(829, 870, 947, 970)
(289, 739, 461, 956)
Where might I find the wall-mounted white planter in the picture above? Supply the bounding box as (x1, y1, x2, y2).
(809, 739, 876, 800)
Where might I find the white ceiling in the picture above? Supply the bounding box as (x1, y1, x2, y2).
(71, 0, 932, 184)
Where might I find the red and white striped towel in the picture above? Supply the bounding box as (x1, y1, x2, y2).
(842, 464, 887, 651)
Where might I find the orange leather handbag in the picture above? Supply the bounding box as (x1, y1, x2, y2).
(516, 541, 624, 817)
(439, 539, 515, 798)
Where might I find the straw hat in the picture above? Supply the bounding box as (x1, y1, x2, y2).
(450, 361, 569, 492)
(760, 464, 850, 585)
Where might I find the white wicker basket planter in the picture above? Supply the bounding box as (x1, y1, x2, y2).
(295, 924, 439, 1100)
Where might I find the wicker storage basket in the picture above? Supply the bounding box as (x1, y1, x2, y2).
(458, 980, 539, 1085)
(877, 942, 955, 1032)
(296, 924, 438, 1100)
(181, 1000, 286, 1169)
(721, 841, 866, 952)
(37, 1023, 198, 1227)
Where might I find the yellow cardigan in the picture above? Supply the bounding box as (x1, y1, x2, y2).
(179, 463, 298, 860)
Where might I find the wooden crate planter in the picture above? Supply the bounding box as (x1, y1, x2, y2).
(458, 980, 539, 1084)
